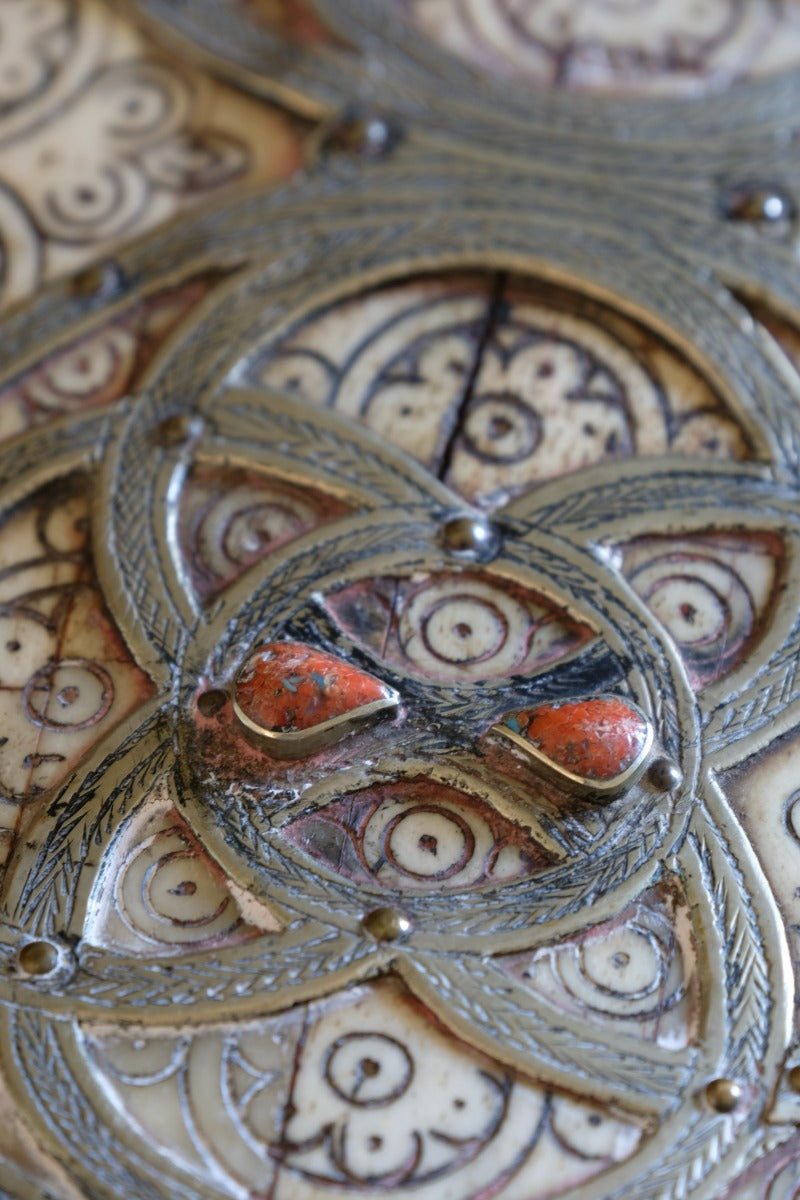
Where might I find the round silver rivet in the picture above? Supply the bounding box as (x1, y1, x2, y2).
(704, 1078, 742, 1114)
(440, 515, 503, 562)
(362, 907, 412, 941)
(647, 756, 684, 792)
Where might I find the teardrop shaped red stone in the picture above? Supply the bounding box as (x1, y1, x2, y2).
(234, 641, 396, 738)
(500, 696, 653, 791)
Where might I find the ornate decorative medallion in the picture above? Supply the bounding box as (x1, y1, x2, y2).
(2, 2, 800, 1199)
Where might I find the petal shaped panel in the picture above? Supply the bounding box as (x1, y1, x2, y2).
(179, 465, 353, 602)
(282, 776, 555, 892)
(324, 571, 594, 684)
(619, 532, 784, 690)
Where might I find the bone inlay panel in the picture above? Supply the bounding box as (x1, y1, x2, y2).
(252, 272, 753, 508)
(393, 0, 800, 95)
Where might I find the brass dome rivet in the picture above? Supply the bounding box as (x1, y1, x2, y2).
(704, 1078, 743, 1114)
(721, 183, 794, 224)
(361, 117, 399, 158)
(18, 940, 60, 977)
(362, 907, 412, 942)
(323, 113, 401, 160)
(440, 515, 502, 563)
(71, 260, 124, 300)
(197, 689, 228, 718)
(153, 413, 203, 449)
(647, 756, 684, 792)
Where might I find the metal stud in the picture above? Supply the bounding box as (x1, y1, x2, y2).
(646, 756, 684, 792)
(71, 260, 124, 301)
(704, 1078, 743, 1114)
(362, 907, 412, 942)
(153, 413, 203, 449)
(322, 112, 401, 160)
(721, 182, 794, 225)
(440, 515, 503, 563)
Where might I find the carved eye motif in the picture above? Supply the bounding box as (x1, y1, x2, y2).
(620, 533, 782, 689)
(85, 804, 282, 955)
(499, 883, 699, 1050)
(114, 823, 239, 948)
(323, 572, 593, 684)
(180, 466, 351, 600)
(282, 778, 554, 891)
